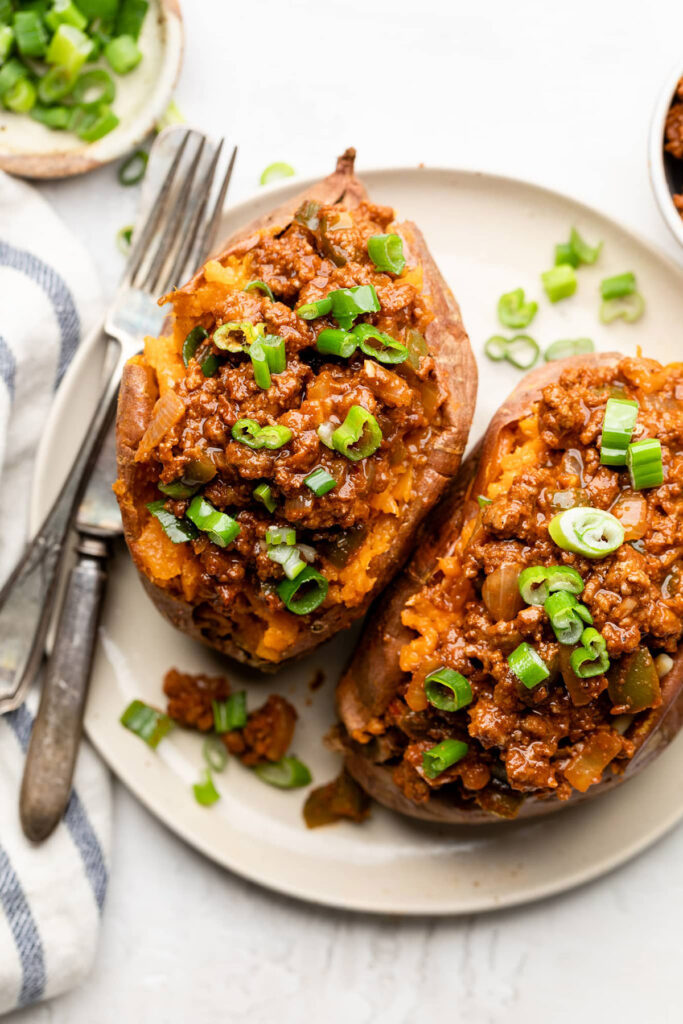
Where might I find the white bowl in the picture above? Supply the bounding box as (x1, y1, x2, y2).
(649, 63, 683, 249)
(0, 0, 183, 179)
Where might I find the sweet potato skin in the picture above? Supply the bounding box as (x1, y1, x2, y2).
(115, 150, 477, 669)
(337, 353, 683, 823)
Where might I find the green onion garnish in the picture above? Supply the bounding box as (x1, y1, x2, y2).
(75, 105, 119, 142)
(352, 323, 408, 364)
(422, 739, 468, 779)
(518, 565, 584, 606)
(554, 242, 579, 268)
(261, 334, 286, 374)
(32, 103, 70, 129)
(424, 667, 472, 712)
(249, 339, 271, 389)
(155, 97, 184, 132)
(569, 627, 610, 678)
(157, 478, 197, 499)
(316, 328, 358, 359)
(182, 325, 209, 367)
(37, 66, 75, 104)
(328, 285, 381, 331)
(186, 496, 240, 548)
(45, 0, 88, 32)
(118, 147, 148, 186)
(213, 320, 262, 350)
(258, 425, 293, 450)
(477, 495, 492, 509)
(104, 33, 141, 74)
(260, 161, 295, 185)
(14, 10, 48, 56)
(268, 544, 306, 580)
(212, 692, 247, 733)
(483, 334, 539, 370)
(600, 292, 645, 324)
(543, 337, 594, 362)
(627, 438, 663, 490)
(265, 526, 296, 546)
(600, 272, 636, 300)
(115, 224, 134, 254)
(304, 467, 336, 496)
(0, 25, 15, 64)
(599, 397, 639, 466)
(193, 769, 220, 806)
(254, 756, 312, 789)
(541, 264, 577, 303)
(332, 405, 382, 461)
(277, 566, 328, 614)
(116, 0, 149, 40)
(544, 591, 593, 645)
(497, 287, 538, 329)
(120, 699, 174, 748)
(253, 483, 276, 513)
(200, 352, 219, 378)
(146, 500, 198, 544)
(297, 297, 332, 320)
(245, 279, 275, 301)
(508, 642, 550, 689)
(548, 507, 624, 558)
(202, 736, 228, 773)
(568, 228, 602, 265)
(46, 24, 91, 74)
(0, 60, 26, 101)
(72, 68, 116, 108)
(4, 77, 36, 112)
(367, 233, 406, 275)
(231, 420, 292, 450)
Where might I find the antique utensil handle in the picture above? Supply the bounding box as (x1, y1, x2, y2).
(20, 536, 108, 842)
(0, 332, 121, 714)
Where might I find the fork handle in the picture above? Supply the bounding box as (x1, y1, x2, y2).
(0, 329, 123, 714)
(20, 535, 108, 842)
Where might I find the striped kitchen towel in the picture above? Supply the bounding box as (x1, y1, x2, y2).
(0, 170, 112, 1015)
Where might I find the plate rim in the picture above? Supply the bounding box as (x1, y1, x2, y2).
(29, 162, 683, 915)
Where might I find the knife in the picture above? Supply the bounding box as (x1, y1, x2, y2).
(19, 413, 122, 841)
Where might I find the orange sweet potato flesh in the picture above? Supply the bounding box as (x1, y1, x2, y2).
(115, 150, 477, 670)
(337, 353, 683, 823)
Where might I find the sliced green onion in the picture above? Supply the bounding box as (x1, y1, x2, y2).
(72, 68, 115, 107)
(202, 736, 228, 772)
(627, 438, 663, 490)
(297, 297, 332, 320)
(599, 397, 638, 466)
(115, 0, 149, 40)
(600, 272, 636, 300)
(231, 418, 263, 449)
(249, 339, 271, 389)
(212, 692, 247, 733)
(277, 566, 328, 614)
(261, 334, 286, 374)
(317, 422, 336, 449)
(352, 323, 408, 364)
(422, 739, 468, 779)
(477, 495, 492, 509)
(544, 591, 593, 645)
(46, 24, 91, 73)
(118, 147, 148, 186)
(76, 0, 119, 17)
(0, 0, 11, 22)
(104, 33, 141, 74)
(424, 667, 472, 711)
(245, 279, 275, 301)
(304, 467, 336, 496)
(0, 59, 26, 100)
(549, 507, 624, 558)
(193, 769, 220, 806)
(254, 756, 312, 789)
(32, 102, 70, 128)
(316, 327, 357, 359)
(37, 66, 75, 104)
(541, 264, 577, 303)
(146, 500, 198, 543)
(13, 10, 48, 57)
(570, 627, 610, 678)
(0, 25, 14, 62)
(260, 161, 295, 185)
(268, 543, 305, 580)
(200, 353, 219, 378)
(367, 233, 406, 274)
(75, 104, 119, 142)
(508, 642, 550, 689)
(484, 334, 538, 369)
(569, 228, 602, 265)
(258, 424, 292, 450)
(182, 325, 208, 366)
(4, 77, 36, 112)
(544, 337, 594, 362)
(157, 479, 197, 499)
(120, 699, 173, 748)
(497, 287, 538, 329)
(254, 483, 276, 513)
(332, 405, 382, 461)
(186, 496, 240, 547)
(155, 97, 184, 132)
(45, 0, 88, 32)
(213, 320, 262, 351)
(600, 292, 645, 324)
(554, 242, 579, 268)
(328, 285, 380, 331)
(518, 565, 584, 605)
(265, 526, 296, 546)
(483, 335, 508, 362)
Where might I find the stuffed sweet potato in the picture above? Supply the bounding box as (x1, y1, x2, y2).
(337, 353, 683, 822)
(115, 149, 476, 669)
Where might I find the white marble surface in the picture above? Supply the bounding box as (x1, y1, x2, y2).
(9, 0, 683, 1020)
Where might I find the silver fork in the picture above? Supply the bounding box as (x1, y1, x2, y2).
(0, 126, 236, 715)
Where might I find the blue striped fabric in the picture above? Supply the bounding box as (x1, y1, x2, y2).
(0, 336, 15, 399)
(0, 845, 46, 1008)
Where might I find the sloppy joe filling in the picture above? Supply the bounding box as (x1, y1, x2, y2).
(119, 199, 451, 660)
(366, 357, 683, 812)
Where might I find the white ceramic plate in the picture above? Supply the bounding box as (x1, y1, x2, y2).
(0, 0, 182, 179)
(31, 166, 683, 915)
